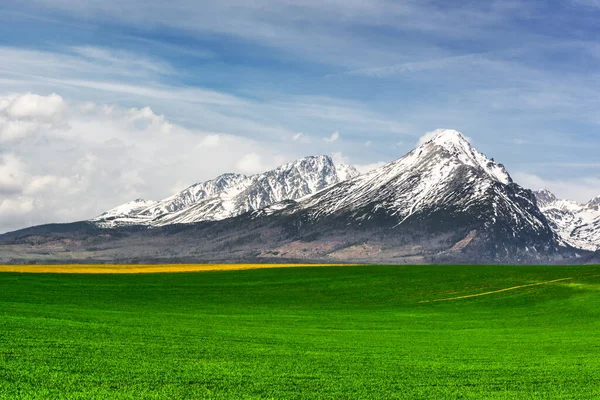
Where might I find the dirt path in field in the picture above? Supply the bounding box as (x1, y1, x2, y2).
(0, 263, 359, 274)
(419, 277, 574, 303)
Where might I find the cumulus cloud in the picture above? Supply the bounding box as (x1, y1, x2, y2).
(0, 154, 26, 194)
(0, 93, 69, 143)
(0, 92, 296, 232)
(0, 120, 40, 143)
(6, 93, 65, 121)
(126, 106, 172, 132)
(324, 131, 340, 142)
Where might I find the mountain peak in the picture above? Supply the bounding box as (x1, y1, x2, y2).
(533, 189, 557, 208)
(417, 129, 511, 185)
(423, 129, 475, 157)
(285, 154, 332, 166)
(423, 129, 470, 146)
(588, 195, 600, 208)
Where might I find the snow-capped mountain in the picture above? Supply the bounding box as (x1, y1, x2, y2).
(92, 155, 359, 228)
(0, 129, 583, 264)
(95, 199, 159, 221)
(533, 189, 600, 251)
(257, 129, 561, 261)
(282, 129, 514, 218)
(589, 195, 600, 208)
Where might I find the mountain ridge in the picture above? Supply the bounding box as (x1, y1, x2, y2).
(533, 189, 600, 251)
(0, 130, 589, 264)
(92, 155, 359, 228)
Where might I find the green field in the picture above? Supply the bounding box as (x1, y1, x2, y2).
(1, 265, 600, 399)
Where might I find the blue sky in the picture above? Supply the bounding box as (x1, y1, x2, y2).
(0, 0, 600, 231)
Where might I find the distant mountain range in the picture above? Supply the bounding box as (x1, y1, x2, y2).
(0, 129, 597, 264)
(92, 155, 359, 228)
(533, 189, 600, 252)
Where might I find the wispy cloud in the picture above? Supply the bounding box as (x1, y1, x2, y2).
(332, 52, 492, 78)
(12, 0, 543, 68)
(324, 131, 340, 142)
(71, 46, 174, 75)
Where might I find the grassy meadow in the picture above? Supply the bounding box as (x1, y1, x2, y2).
(1, 264, 600, 399)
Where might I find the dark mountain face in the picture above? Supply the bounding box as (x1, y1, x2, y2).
(0, 130, 587, 264)
(255, 130, 566, 262)
(589, 196, 600, 209)
(533, 189, 558, 208)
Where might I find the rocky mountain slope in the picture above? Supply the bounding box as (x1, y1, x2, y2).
(92, 156, 359, 228)
(249, 129, 567, 262)
(0, 130, 585, 264)
(533, 189, 600, 251)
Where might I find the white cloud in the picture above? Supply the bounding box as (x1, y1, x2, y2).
(235, 153, 266, 175)
(354, 161, 386, 174)
(341, 52, 490, 78)
(0, 154, 26, 194)
(6, 93, 65, 121)
(24, 175, 72, 196)
(324, 131, 340, 142)
(291, 132, 313, 144)
(513, 172, 600, 203)
(416, 130, 439, 146)
(71, 46, 173, 76)
(0, 93, 69, 143)
(364, 140, 372, 147)
(0, 197, 34, 217)
(126, 106, 172, 133)
(197, 134, 221, 148)
(0, 46, 413, 153)
(332, 151, 386, 174)
(331, 152, 348, 165)
(0, 120, 40, 142)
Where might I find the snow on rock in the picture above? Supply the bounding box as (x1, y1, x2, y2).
(425, 129, 512, 184)
(92, 128, 589, 257)
(287, 130, 521, 222)
(95, 199, 158, 220)
(92, 155, 359, 228)
(253, 129, 561, 258)
(534, 190, 600, 251)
